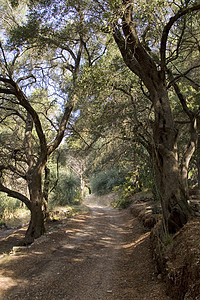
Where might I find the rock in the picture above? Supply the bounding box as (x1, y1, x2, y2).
(157, 274, 162, 280)
(10, 246, 28, 255)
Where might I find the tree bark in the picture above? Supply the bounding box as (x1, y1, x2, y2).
(25, 164, 46, 244)
(42, 166, 51, 221)
(25, 202, 45, 244)
(167, 70, 198, 198)
(113, 1, 196, 233)
(180, 119, 198, 198)
(152, 85, 191, 233)
(196, 129, 200, 188)
(0, 32, 83, 244)
(198, 157, 200, 189)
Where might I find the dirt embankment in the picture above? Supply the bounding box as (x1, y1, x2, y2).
(150, 217, 200, 300)
(0, 194, 169, 300)
(129, 189, 200, 300)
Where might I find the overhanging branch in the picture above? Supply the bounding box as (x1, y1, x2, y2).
(160, 4, 200, 76)
(0, 183, 31, 210)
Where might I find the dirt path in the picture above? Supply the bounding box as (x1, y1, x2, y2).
(0, 203, 170, 300)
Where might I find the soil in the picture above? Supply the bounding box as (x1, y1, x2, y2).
(0, 195, 170, 300)
(166, 217, 200, 300)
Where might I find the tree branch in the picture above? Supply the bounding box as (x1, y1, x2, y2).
(168, 64, 200, 89)
(160, 4, 200, 76)
(0, 106, 26, 122)
(40, 36, 77, 62)
(0, 76, 48, 159)
(113, 26, 141, 77)
(167, 68, 193, 120)
(16, 74, 36, 85)
(0, 182, 31, 210)
(47, 103, 73, 155)
(0, 42, 9, 75)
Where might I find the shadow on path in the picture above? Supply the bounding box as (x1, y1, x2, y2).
(0, 198, 170, 300)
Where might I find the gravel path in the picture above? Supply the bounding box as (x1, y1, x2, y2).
(0, 203, 170, 299)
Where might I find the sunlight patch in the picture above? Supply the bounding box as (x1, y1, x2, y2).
(122, 232, 150, 249)
(73, 258, 84, 262)
(0, 274, 28, 292)
(62, 244, 76, 249)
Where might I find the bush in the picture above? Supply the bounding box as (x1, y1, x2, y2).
(49, 172, 81, 208)
(91, 168, 126, 195)
(111, 196, 132, 209)
(0, 194, 21, 222)
(111, 172, 137, 209)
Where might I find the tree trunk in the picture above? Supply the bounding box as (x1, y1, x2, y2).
(80, 174, 85, 199)
(198, 157, 200, 189)
(197, 134, 200, 189)
(180, 131, 197, 199)
(25, 165, 45, 244)
(152, 85, 191, 233)
(42, 166, 51, 221)
(113, 2, 194, 234)
(25, 202, 45, 244)
(154, 147, 191, 233)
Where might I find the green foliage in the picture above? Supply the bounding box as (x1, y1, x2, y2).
(9, 0, 19, 8)
(0, 0, 199, 229)
(112, 161, 155, 209)
(115, 171, 135, 190)
(137, 163, 154, 190)
(0, 194, 21, 221)
(111, 193, 132, 209)
(112, 171, 137, 209)
(91, 167, 126, 195)
(49, 172, 81, 207)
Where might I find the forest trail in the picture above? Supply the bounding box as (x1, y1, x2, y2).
(0, 196, 170, 300)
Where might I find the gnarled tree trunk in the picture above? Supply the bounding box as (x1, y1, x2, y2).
(113, 0, 199, 233)
(197, 135, 200, 189)
(152, 84, 191, 233)
(25, 164, 46, 244)
(180, 125, 198, 199)
(42, 166, 51, 221)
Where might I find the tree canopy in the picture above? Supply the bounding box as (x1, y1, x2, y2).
(0, 0, 199, 242)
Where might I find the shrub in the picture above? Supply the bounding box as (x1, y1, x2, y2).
(111, 172, 137, 209)
(49, 172, 81, 208)
(91, 168, 126, 195)
(0, 194, 21, 222)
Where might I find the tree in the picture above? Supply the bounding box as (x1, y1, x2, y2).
(0, 0, 108, 242)
(112, 0, 200, 233)
(0, 0, 86, 243)
(0, 57, 74, 243)
(1, 0, 199, 241)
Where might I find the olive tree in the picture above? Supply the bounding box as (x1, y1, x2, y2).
(0, 0, 93, 243)
(112, 0, 200, 232)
